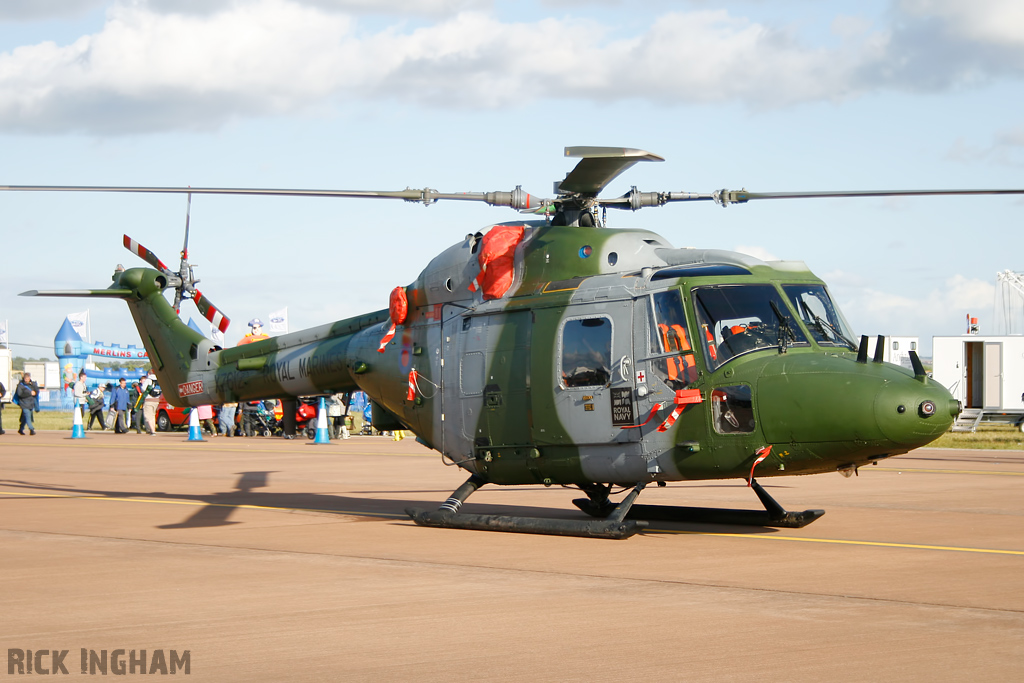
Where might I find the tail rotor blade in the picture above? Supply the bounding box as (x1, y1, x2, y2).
(123, 234, 171, 272)
(193, 290, 230, 333)
(182, 191, 191, 260)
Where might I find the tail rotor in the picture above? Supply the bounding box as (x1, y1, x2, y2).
(122, 193, 231, 334)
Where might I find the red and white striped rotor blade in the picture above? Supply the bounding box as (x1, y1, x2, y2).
(193, 290, 230, 333)
(123, 234, 171, 272)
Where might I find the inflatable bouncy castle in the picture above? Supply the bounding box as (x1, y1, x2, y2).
(54, 317, 149, 408)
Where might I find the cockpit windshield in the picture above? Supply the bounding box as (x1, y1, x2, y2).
(783, 284, 857, 351)
(692, 285, 808, 370)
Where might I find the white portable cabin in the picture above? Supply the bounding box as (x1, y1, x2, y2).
(865, 336, 919, 370)
(932, 334, 1024, 412)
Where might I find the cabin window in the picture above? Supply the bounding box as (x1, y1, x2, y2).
(649, 289, 697, 388)
(693, 285, 809, 370)
(561, 317, 612, 388)
(711, 385, 755, 434)
(460, 351, 485, 395)
(783, 284, 857, 351)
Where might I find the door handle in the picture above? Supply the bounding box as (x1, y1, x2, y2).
(619, 355, 632, 383)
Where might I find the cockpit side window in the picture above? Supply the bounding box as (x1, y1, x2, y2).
(561, 317, 612, 388)
(783, 285, 857, 351)
(711, 385, 755, 434)
(649, 289, 697, 388)
(692, 285, 808, 370)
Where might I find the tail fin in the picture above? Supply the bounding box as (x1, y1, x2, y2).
(23, 266, 208, 405)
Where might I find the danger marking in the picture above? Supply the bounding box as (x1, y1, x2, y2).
(178, 380, 204, 397)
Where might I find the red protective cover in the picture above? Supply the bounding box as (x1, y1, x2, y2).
(389, 286, 408, 324)
(476, 225, 525, 300)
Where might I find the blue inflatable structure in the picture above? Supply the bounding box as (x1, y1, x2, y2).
(50, 317, 150, 410)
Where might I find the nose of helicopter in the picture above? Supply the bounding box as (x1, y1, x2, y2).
(757, 355, 958, 452)
(873, 375, 959, 446)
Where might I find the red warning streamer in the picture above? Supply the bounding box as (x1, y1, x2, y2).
(378, 323, 397, 352)
(747, 445, 773, 487)
(620, 402, 665, 429)
(378, 286, 408, 353)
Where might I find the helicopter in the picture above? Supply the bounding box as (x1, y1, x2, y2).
(9, 146, 1017, 540)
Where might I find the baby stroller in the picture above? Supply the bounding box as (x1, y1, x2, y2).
(251, 401, 278, 436)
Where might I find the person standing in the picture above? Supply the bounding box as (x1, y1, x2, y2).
(87, 384, 107, 430)
(131, 375, 153, 434)
(241, 400, 259, 437)
(348, 391, 366, 436)
(110, 378, 130, 434)
(218, 401, 237, 437)
(142, 375, 160, 435)
(16, 372, 39, 435)
(73, 371, 89, 420)
(197, 403, 216, 436)
(0, 379, 6, 435)
(103, 383, 116, 428)
(327, 394, 347, 439)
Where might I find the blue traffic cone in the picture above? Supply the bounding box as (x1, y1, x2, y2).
(71, 405, 86, 439)
(187, 408, 204, 441)
(314, 397, 331, 444)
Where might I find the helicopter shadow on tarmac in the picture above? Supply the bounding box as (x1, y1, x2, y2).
(0, 472, 782, 536)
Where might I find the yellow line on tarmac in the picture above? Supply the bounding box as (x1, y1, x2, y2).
(657, 529, 1024, 555)
(7, 440, 435, 457)
(874, 467, 1024, 476)
(2, 491, 1021, 555)
(0, 490, 406, 518)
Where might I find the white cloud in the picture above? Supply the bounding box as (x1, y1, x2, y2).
(1, 1, 1023, 134)
(947, 129, 1024, 167)
(0, 0, 106, 21)
(733, 244, 779, 261)
(897, 0, 1024, 48)
(831, 273, 995, 341)
(136, 0, 489, 17)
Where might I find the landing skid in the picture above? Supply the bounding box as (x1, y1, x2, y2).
(406, 476, 823, 539)
(573, 479, 825, 529)
(406, 476, 649, 540)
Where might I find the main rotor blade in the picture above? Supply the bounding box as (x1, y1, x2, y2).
(714, 188, 1024, 205)
(6, 182, 1021, 212)
(123, 234, 171, 272)
(193, 290, 230, 333)
(602, 187, 1024, 209)
(0, 185, 550, 209)
(559, 147, 664, 196)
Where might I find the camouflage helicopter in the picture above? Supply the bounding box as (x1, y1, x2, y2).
(10, 146, 1019, 539)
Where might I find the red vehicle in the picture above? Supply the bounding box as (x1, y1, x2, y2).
(156, 396, 189, 431)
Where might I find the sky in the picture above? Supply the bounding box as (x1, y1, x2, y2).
(1, 0, 1022, 359)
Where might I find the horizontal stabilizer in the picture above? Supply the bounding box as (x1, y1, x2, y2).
(20, 289, 133, 298)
